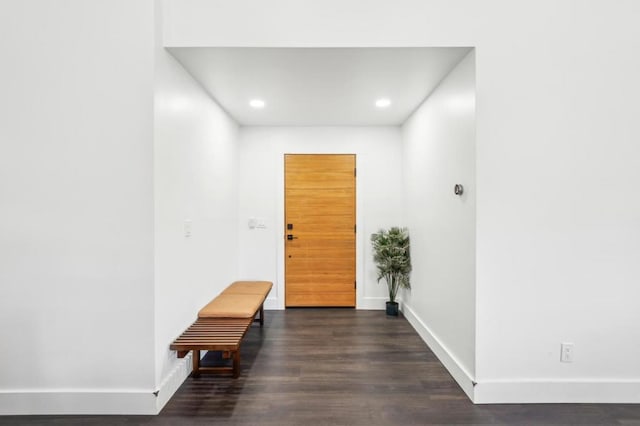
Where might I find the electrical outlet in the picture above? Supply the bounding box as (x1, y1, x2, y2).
(560, 343, 574, 363)
(184, 220, 192, 237)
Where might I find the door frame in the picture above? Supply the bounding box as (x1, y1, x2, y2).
(272, 151, 365, 310)
(283, 154, 357, 307)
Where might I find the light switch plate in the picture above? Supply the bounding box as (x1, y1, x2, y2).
(560, 342, 574, 363)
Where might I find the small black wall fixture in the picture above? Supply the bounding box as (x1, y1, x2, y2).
(454, 184, 464, 196)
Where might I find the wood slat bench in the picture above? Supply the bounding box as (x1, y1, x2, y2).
(170, 281, 272, 378)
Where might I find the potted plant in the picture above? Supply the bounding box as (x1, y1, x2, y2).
(371, 227, 411, 316)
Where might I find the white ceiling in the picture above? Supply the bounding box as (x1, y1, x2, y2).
(168, 47, 472, 126)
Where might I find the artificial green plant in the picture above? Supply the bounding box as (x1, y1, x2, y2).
(371, 227, 412, 303)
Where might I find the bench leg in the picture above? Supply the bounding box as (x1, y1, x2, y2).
(259, 304, 264, 327)
(192, 350, 200, 378)
(232, 350, 241, 378)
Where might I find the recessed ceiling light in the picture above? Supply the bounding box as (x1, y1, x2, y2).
(249, 99, 265, 109)
(375, 98, 391, 108)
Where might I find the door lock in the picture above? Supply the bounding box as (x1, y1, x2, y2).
(287, 234, 298, 240)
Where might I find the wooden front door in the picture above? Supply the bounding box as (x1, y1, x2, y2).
(284, 154, 356, 307)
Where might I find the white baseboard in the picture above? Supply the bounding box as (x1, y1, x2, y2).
(0, 390, 157, 415)
(357, 296, 387, 310)
(474, 379, 640, 404)
(400, 302, 475, 401)
(0, 354, 194, 415)
(263, 298, 387, 310)
(395, 303, 640, 404)
(263, 298, 282, 310)
(154, 352, 193, 412)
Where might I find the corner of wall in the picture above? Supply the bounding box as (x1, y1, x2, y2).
(154, 353, 193, 413)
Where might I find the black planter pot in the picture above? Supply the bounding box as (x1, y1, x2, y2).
(386, 301, 399, 316)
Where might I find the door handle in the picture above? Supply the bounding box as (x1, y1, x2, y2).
(287, 234, 298, 240)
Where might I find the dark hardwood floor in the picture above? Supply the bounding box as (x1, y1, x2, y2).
(4, 309, 640, 425)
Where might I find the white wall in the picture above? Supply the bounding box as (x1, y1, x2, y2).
(0, 0, 156, 414)
(153, 2, 240, 410)
(1, 0, 638, 414)
(401, 51, 476, 398)
(237, 127, 403, 310)
(164, 0, 640, 403)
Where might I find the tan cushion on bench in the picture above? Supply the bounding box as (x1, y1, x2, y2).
(198, 293, 264, 319)
(222, 281, 273, 296)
